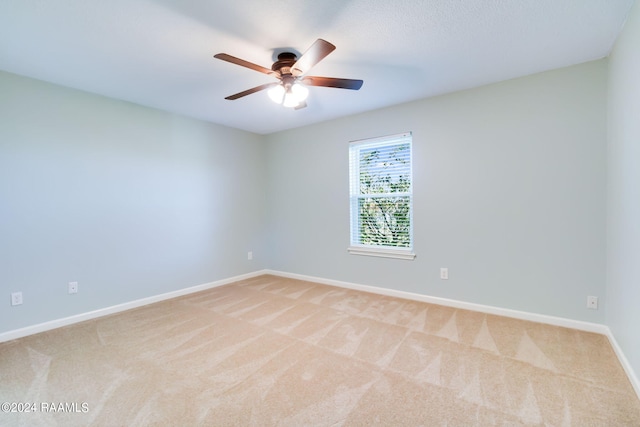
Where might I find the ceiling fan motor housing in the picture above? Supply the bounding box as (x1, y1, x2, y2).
(272, 52, 298, 76)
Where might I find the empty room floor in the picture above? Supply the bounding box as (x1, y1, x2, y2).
(1, 275, 639, 426)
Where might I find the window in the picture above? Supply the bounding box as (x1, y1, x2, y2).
(349, 132, 415, 260)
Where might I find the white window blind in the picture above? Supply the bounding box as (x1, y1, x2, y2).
(348, 132, 415, 260)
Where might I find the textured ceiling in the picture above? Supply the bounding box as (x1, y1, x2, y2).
(0, 0, 635, 134)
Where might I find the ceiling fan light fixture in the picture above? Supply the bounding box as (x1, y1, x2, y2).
(283, 94, 298, 108)
(291, 83, 309, 102)
(268, 84, 285, 104)
(283, 83, 308, 108)
(269, 82, 309, 108)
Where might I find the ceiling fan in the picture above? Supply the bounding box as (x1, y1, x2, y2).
(214, 39, 363, 109)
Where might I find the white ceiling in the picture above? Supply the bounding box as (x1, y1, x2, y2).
(0, 0, 635, 134)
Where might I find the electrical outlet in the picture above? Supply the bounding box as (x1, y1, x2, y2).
(68, 281, 78, 294)
(440, 268, 449, 280)
(11, 292, 23, 306)
(587, 296, 598, 310)
(247, 251, 253, 261)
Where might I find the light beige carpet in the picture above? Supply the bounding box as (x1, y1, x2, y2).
(1, 275, 639, 426)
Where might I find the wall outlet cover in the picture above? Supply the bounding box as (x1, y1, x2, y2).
(11, 292, 23, 306)
(68, 282, 78, 294)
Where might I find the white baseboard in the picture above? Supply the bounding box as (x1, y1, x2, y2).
(265, 269, 640, 400)
(605, 330, 640, 400)
(265, 270, 608, 334)
(0, 269, 269, 344)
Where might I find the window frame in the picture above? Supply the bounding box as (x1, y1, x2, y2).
(348, 132, 415, 260)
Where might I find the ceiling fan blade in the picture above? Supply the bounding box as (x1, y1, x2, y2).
(214, 53, 277, 76)
(301, 76, 363, 90)
(224, 82, 279, 100)
(292, 39, 336, 76)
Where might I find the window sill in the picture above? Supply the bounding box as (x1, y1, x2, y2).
(347, 246, 416, 260)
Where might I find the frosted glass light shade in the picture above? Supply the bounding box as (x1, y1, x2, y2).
(268, 84, 285, 104)
(291, 83, 309, 101)
(268, 82, 309, 108)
